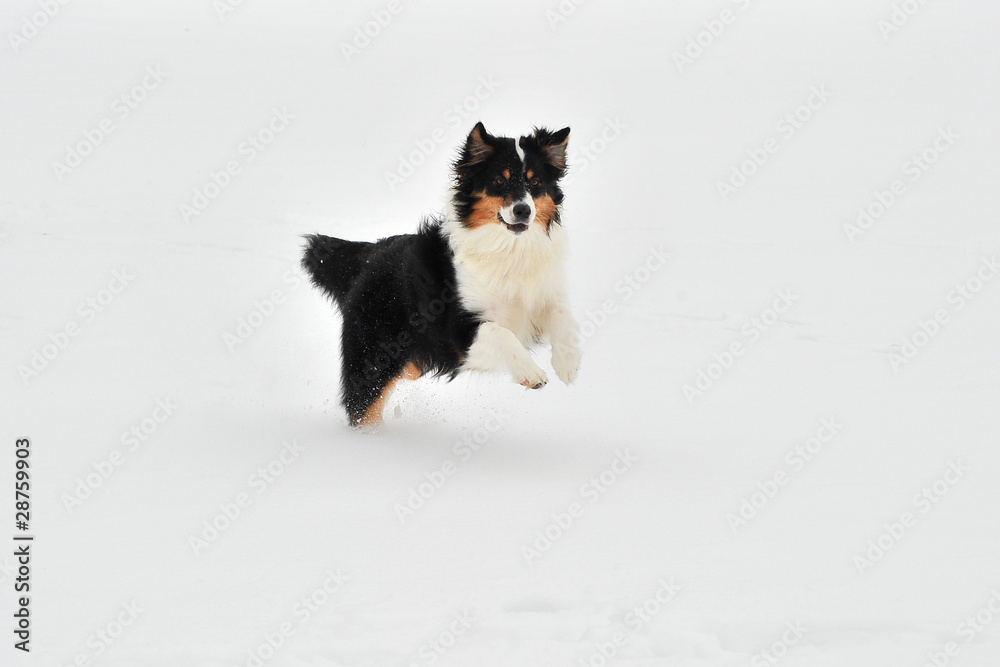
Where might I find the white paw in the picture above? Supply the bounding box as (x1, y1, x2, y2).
(513, 358, 548, 390)
(552, 342, 581, 385)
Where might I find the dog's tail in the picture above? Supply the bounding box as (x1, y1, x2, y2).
(301, 234, 373, 307)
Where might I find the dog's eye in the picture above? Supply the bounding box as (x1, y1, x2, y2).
(494, 176, 507, 187)
(528, 177, 541, 187)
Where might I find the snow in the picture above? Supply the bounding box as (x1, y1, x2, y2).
(2, 0, 1000, 665)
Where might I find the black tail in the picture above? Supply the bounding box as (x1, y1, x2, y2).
(301, 234, 373, 307)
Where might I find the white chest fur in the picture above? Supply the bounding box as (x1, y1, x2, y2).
(446, 218, 568, 345)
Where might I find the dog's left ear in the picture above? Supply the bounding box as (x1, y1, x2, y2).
(535, 126, 570, 171)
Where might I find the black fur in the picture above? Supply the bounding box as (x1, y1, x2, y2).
(302, 123, 570, 426)
(302, 221, 478, 425)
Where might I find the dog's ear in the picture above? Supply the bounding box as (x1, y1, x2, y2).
(460, 122, 495, 167)
(535, 126, 570, 171)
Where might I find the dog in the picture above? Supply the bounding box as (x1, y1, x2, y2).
(301, 122, 581, 427)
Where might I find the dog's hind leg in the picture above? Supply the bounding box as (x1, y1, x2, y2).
(340, 332, 422, 427)
(357, 362, 422, 427)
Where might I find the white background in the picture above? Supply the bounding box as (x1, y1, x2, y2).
(2, 1, 1000, 665)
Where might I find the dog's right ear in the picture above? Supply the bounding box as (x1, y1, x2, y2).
(460, 122, 495, 167)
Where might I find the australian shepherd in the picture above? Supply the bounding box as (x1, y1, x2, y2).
(301, 122, 580, 426)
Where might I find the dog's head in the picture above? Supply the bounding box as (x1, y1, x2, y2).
(451, 122, 570, 237)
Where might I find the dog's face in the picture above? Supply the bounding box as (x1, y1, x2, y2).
(452, 123, 570, 236)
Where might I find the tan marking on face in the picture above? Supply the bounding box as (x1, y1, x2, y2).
(502, 169, 510, 179)
(465, 191, 506, 229)
(532, 193, 558, 233)
(526, 169, 534, 180)
(359, 362, 422, 426)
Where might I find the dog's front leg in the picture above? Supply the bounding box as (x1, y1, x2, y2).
(464, 321, 548, 389)
(543, 299, 581, 385)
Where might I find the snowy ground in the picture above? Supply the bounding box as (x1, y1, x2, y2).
(2, 1, 1000, 665)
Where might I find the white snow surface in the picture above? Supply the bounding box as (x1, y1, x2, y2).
(2, 1, 1000, 665)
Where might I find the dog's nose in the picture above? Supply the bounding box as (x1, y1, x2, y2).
(512, 202, 531, 222)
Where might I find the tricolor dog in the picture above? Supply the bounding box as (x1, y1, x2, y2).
(302, 123, 580, 426)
